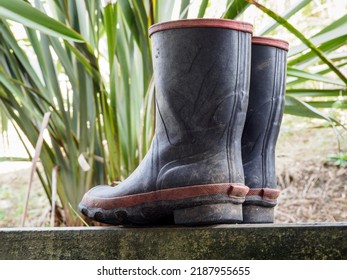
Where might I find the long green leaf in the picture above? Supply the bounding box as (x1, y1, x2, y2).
(153, 0, 175, 23)
(0, 103, 9, 143)
(179, 0, 190, 19)
(197, 0, 209, 18)
(0, 0, 83, 41)
(0, 156, 30, 162)
(285, 95, 334, 122)
(287, 89, 347, 97)
(307, 100, 347, 109)
(0, 21, 47, 94)
(260, 0, 311, 35)
(222, 0, 249, 19)
(287, 68, 346, 87)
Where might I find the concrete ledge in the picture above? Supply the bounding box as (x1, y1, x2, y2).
(1, 223, 346, 260)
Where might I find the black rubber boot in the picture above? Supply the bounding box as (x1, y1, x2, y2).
(241, 36, 289, 223)
(79, 19, 253, 226)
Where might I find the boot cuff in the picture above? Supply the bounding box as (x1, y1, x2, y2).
(252, 36, 289, 51)
(149, 18, 253, 36)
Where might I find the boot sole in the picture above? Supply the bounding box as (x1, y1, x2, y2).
(79, 183, 249, 226)
(242, 188, 280, 223)
(242, 205, 274, 223)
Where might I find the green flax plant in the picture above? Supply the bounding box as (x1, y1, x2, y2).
(0, 0, 159, 225)
(0, 0, 346, 225)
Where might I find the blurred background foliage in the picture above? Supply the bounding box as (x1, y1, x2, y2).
(0, 0, 346, 225)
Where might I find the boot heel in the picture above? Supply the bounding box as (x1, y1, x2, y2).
(242, 205, 274, 223)
(174, 203, 243, 225)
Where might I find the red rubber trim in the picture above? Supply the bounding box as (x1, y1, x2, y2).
(252, 36, 289, 51)
(82, 183, 249, 209)
(149, 19, 253, 37)
(246, 187, 280, 200)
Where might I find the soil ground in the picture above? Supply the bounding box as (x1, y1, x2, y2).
(275, 116, 347, 223)
(0, 115, 346, 227)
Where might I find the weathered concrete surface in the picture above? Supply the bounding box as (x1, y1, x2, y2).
(1, 223, 346, 260)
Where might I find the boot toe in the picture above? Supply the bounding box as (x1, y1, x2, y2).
(85, 185, 117, 199)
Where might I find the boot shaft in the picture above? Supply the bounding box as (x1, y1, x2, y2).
(149, 19, 252, 185)
(242, 37, 289, 188)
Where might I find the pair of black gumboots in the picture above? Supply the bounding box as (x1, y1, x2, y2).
(79, 19, 289, 226)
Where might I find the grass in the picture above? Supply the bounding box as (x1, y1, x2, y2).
(325, 153, 347, 167)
